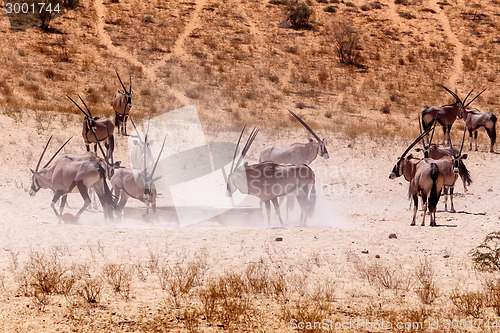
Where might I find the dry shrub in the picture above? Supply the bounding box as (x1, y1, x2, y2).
(245, 260, 270, 294)
(18, 251, 66, 297)
(44, 69, 56, 79)
(332, 22, 362, 66)
(480, 273, 500, 315)
(450, 289, 486, 317)
(349, 253, 412, 294)
(158, 258, 208, 307)
(286, 1, 313, 29)
(78, 277, 102, 305)
(102, 263, 133, 299)
(198, 272, 253, 329)
(281, 298, 332, 332)
(414, 258, 439, 305)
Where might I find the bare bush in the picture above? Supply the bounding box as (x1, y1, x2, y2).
(332, 23, 362, 66)
(18, 251, 66, 297)
(102, 263, 133, 299)
(414, 258, 439, 305)
(286, 1, 313, 29)
(450, 289, 486, 317)
(78, 277, 102, 305)
(158, 258, 208, 307)
(198, 273, 253, 329)
(245, 260, 270, 294)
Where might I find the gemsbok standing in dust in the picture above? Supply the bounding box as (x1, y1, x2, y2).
(389, 126, 444, 226)
(29, 136, 115, 222)
(416, 117, 472, 193)
(112, 70, 133, 136)
(227, 127, 316, 227)
(111, 116, 167, 221)
(259, 110, 327, 221)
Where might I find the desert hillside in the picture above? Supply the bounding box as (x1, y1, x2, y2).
(1, 0, 499, 138)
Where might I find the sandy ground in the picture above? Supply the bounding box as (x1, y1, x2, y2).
(0, 109, 499, 331)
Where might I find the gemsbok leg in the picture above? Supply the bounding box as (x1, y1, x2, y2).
(271, 198, 284, 226)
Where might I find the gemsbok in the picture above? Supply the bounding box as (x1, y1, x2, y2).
(426, 125, 470, 213)
(111, 121, 167, 222)
(421, 85, 484, 144)
(460, 107, 497, 153)
(259, 110, 329, 164)
(227, 127, 316, 227)
(259, 110, 327, 221)
(389, 126, 445, 226)
(416, 117, 472, 193)
(29, 136, 115, 222)
(66, 95, 115, 169)
(112, 70, 133, 135)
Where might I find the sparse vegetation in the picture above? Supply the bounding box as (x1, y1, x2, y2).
(332, 22, 363, 66)
(286, 0, 313, 29)
(471, 231, 500, 271)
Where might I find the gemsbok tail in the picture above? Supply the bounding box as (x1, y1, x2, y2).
(458, 160, 472, 187)
(96, 163, 117, 220)
(428, 163, 440, 214)
(488, 113, 497, 147)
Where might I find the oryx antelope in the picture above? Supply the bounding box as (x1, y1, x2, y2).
(112, 70, 133, 135)
(429, 124, 470, 213)
(259, 110, 327, 221)
(259, 110, 329, 164)
(111, 128, 167, 222)
(29, 137, 115, 221)
(421, 85, 484, 145)
(389, 126, 445, 226)
(67, 95, 115, 168)
(460, 107, 497, 152)
(416, 117, 472, 193)
(227, 127, 316, 227)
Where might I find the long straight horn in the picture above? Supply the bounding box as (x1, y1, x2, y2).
(418, 116, 426, 147)
(88, 125, 112, 167)
(128, 115, 143, 142)
(428, 120, 437, 146)
(230, 126, 246, 173)
(42, 137, 72, 169)
(401, 126, 434, 158)
(115, 69, 128, 94)
(463, 88, 474, 105)
(66, 94, 89, 117)
(465, 88, 486, 108)
(439, 85, 463, 104)
(77, 94, 93, 118)
(129, 71, 132, 93)
(145, 111, 151, 142)
(35, 135, 53, 172)
(459, 121, 468, 155)
(447, 121, 454, 151)
(235, 127, 258, 170)
(288, 110, 321, 142)
(148, 135, 167, 181)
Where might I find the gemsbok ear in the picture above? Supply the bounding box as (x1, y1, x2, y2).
(309, 138, 314, 142)
(462, 154, 468, 159)
(415, 148, 422, 152)
(30, 168, 36, 174)
(407, 154, 413, 159)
